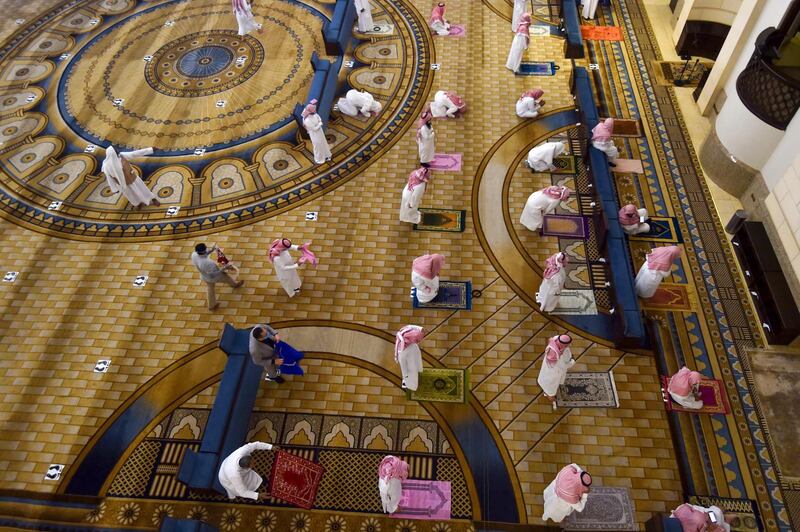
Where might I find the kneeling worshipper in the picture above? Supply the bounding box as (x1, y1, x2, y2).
(302, 100, 332, 164)
(395, 325, 425, 391)
(337, 89, 383, 118)
(512, 0, 528, 31)
(430, 90, 467, 118)
(543, 464, 592, 522)
(416, 107, 435, 166)
(399, 166, 431, 224)
(506, 13, 532, 73)
(379, 455, 409, 514)
(268, 238, 318, 297)
(354, 0, 374, 33)
(516, 88, 546, 118)
(412, 253, 445, 303)
(525, 141, 567, 172)
(537, 334, 574, 406)
(671, 503, 730, 532)
(429, 2, 451, 35)
(218, 441, 279, 500)
(667, 366, 704, 409)
(101, 146, 160, 208)
(520, 185, 571, 231)
(635, 245, 682, 298)
(537, 251, 568, 312)
(232, 0, 262, 35)
(591, 118, 620, 166)
(619, 204, 651, 235)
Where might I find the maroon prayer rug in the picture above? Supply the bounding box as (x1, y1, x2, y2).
(660, 376, 731, 414)
(268, 450, 325, 509)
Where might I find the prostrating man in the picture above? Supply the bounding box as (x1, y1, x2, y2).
(191, 243, 244, 311)
(506, 13, 531, 73)
(525, 141, 567, 172)
(520, 185, 571, 231)
(516, 88, 546, 118)
(537, 333, 574, 407)
(667, 366, 704, 410)
(399, 166, 431, 224)
(619, 204, 650, 235)
(101, 146, 161, 208)
(634, 245, 682, 298)
(542, 464, 592, 522)
(429, 90, 467, 118)
(379, 455, 409, 514)
(337, 89, 383, 117)
(302, 99, 332, 164)
(249, 324, 284, 383)
(218, 441, 279, 500)
(591, 118, 619, 167)
(671, 503, 731, 532)
(536, 251, 568, 312)
(354, 0, 374, 33)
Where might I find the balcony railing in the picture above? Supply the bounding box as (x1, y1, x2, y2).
(736, 28, 800, 131)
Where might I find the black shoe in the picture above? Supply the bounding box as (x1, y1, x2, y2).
(608, 161, 617, 167)
(266, 376, 285, 383)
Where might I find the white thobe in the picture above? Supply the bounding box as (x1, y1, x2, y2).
(379, 477, 403, 513)
(669, 390, 703, 409)
(417, 125, 435, 164)
(537, 346, 574, 397)
(516, 96, 542, 118)
(218, 442, 273, 499)
(591, 138, 619, 161)
(234, 0, 261, 35)
(273, 246, 302, 297)
(399, 183, 426, 224)
(397, 327, 423, 391)
(101, 147, 157, 207)
(303, 113, 332, 164)
(621, 208, 650, 235)
(581, 0, 599, 19)
(542, 465, 588, 522)
(526, 142, 565, 172)
(520, 190, 561, 231)
(511, 0, 527, 31)
(337, 89, 380, 117)
(634, 263, 670, 298)
(536, 268, 566, 312)
(431, 19, 450, 35)
(354, 0, 374, 32)
(430, 91, 459, 118)
(506, 33, 528, 72)
(412, 271, 439, 303)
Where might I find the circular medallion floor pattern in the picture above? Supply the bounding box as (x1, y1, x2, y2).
(0, 0, 432, 240)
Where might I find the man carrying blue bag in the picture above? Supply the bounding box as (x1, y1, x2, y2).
(249, 324, 305, 384)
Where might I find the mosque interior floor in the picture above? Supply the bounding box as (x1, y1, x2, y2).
(0, 0, 794, 531)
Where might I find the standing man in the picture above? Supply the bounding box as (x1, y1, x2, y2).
(218, 441, 279, 500)
(101, 146, 161, 209)
(354, 0, 374, 33)
(191, 243, 244, 311)
(249, 324, 285, 383)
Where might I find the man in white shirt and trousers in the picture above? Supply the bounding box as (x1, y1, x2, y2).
(218, 441, 279, 500)
(191, 243, 244, 310)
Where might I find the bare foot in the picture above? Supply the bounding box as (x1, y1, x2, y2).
(151, 199, 161, 206)
(234, 281, 244, 288)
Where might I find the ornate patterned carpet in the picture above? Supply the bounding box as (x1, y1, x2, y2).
(0, 0, 791, 530)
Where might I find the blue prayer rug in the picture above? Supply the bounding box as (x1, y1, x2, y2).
(517, 61, 558, 76)
(629, 216, 684, 243)
(413, 281, 472, 310)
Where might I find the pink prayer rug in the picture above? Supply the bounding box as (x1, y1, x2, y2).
(660, 376, 731, 414)
(268, 450, 325, 509)
(611, 158, 644, 174)
(391, 480, 451, 520)
(434, 24, 465, 36)
(429, 153, 462, 172)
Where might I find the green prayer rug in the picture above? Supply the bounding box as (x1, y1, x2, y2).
(552, 155, 577, 174)
(408, 368, 469, 403)
(414, 209, 466, 232)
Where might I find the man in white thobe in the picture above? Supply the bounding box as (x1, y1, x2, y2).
(354, 0, 374, 32)
(101, 146, 160, 208)
(525, 141, 567, 172)
(581, 0, 599, 19)
(337, 89, 382, 117)
(218, 441, 278, 500)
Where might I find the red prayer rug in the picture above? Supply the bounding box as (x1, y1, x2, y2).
(268, 450, 325, 509)
(660, 376, 731, 414)
(639, 283, 692, 312)
(580, 25, 623, 41)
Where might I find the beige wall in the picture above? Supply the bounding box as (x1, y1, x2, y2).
(764, 153, 800, 285)
(688, 0, 740, 26)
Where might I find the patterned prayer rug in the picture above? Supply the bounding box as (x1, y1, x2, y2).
(563, 487, 637, 530)
(555, 372, 619, 408)
(639, 284, 693, 312)
(443, 24, 466, 37)
(413, 281, 472, 310)
(531, 25, 558, 36)
(687, 496, 761, 532)
(552, 155, 578, 174)
(414, 209, 466, 232)
(580, 25, 623, 41)
(660, 377, 732, 415)
(552, 289, 598, 315)
(629, 217, 684, 243)
(518, 61, 558, 76)
(652, 60, 714, 87)
(599, 118, 642, 137)
(268, 450, 325, 509)
(392, 480, 452, 520)
(541, 215, 589, 239)
(429, 153, 463, 172)
(408, 368, 468, 403)
(611, 158, 644, 174)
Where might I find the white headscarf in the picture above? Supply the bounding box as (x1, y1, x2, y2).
(101, 146, 125, 193)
